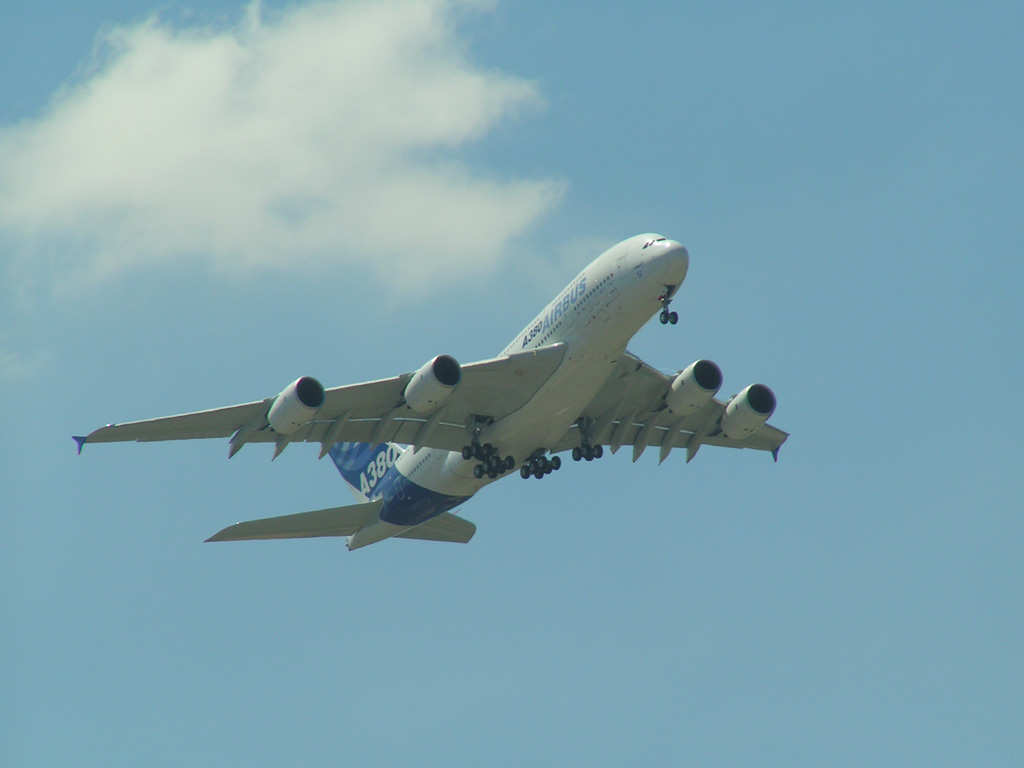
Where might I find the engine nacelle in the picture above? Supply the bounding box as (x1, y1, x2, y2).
(404, 355, 461, 414)
(666, 359, 723, 416)
(267, 376, 325, 434)
(720, 384, 776, 440)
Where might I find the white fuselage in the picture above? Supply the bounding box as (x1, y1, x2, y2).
(394, 234, 689, 500)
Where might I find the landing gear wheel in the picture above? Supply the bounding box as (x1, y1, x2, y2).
(584, 447, 594, 461)
(461, 446, 473, 460)
(505, 455, 515, 470)
(520, 466, 531, 479)
(488, 468, 498, 479)
(658, 286, 677, 326)
(572, 446, 583, 462)
(473, 464, 484, 479)
(551, 455, 562, 470)
(593, 445, 603, 459)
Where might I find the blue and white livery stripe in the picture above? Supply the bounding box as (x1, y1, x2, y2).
(329, 441, 469, 527)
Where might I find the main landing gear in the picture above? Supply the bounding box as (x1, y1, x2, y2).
(519, 454, 562, 480)
(462, 441, 515, 479)
(572, 417, 605, 462)
(572, 443, 604, 462)
(658, 285, 679, 325)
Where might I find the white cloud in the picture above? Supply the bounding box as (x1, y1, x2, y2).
(0, 0, 564, 295)
(0, 331, 51, 384)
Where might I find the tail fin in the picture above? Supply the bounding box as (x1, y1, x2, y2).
(328, 442, 405, 502)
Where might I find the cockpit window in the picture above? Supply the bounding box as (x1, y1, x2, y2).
(642, 237, 668, 249)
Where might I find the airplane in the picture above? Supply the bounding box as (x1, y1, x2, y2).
(75, 234, 788, 550)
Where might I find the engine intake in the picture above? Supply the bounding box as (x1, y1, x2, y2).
(666, 359, 723, 415)
(720, 383, 776, 440)
(267, 376, 325, 434)
(404, 355, 461, 414)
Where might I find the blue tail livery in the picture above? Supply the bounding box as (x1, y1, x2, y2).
(329, 441, 405, 502)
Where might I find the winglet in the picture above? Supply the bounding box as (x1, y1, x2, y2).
(73, 436, 88, 455)
(771, 447, 780, 463)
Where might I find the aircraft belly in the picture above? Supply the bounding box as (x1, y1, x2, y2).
(483, 333, 625, 456)
(380, 454, 475, 528)
(379, 474, 468, 527)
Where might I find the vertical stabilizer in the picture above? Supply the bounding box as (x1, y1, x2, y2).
(328, 442, 405, 502)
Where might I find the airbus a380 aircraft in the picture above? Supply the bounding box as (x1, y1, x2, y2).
(76, 234, 787, 550)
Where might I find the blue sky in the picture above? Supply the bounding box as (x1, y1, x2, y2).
(2, 1, 1022, 765)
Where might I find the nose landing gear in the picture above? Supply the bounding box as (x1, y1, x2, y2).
(658, 286, 679, 325)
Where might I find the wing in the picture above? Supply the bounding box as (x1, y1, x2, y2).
(78, 344, 567, 457)
(550, 351, 789, 463)
(206, 500, 383, 542)
(393, 512, 476, 544)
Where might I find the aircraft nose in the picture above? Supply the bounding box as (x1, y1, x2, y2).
(657, 240, 689, 285)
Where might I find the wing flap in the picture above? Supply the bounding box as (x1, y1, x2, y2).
(393, 513, 476, 544)
(205, 500, 382, 542)
(78, 344, 568, 455)
(556, 350, 788, 459)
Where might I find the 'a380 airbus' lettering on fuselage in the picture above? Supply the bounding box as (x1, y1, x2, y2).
(77, 235, 788, 550)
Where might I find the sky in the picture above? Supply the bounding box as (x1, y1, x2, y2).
(2, 1, 1022, 765)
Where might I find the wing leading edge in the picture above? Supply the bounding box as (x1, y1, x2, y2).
(77, 344, 567, 457)
(551, 351, 788, 463)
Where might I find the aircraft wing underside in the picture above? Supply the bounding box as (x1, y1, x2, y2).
(81, 344, 567, 455)
(549, 351, 789, 462)
(79, 343, 785, 463)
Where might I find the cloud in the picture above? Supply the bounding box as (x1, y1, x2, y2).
(0, 0, 564, 295)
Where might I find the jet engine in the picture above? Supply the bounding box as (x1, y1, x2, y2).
(665, 359, 723, 415)
(404, 355, 462, 414)
(720, 384, 776, 440)
(267, 376, 326, 434)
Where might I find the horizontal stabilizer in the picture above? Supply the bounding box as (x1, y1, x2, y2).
(206, 499, 382, 542)
(394, 513, 476, 544)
